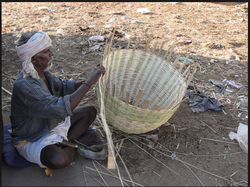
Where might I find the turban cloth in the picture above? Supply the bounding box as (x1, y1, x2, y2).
(16, 32, 52, 79)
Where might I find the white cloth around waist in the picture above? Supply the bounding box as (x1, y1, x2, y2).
(14, 116, 71, 168)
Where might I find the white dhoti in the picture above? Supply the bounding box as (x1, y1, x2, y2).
(14, 116, 71, 168)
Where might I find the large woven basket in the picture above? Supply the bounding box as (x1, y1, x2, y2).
(97, 37, 197, 134)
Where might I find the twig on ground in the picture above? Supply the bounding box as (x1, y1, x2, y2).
(197, 119, 217, 133)
(85, 166, 144, 186)
(153, 171, 161, 177)
(116, 139, 125, 158)
(181, 161, 204, 186)
(201, 138, 238, 145)
(82, 164, 88, 186)
(128, 139, 179, 176)
(84, 171, 105, 186)
(92, 160, 108, 186)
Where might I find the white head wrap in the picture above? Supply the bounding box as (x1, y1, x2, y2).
(16, 32, 52, 79)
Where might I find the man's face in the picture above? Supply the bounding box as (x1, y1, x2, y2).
(32, 46, 54, 72)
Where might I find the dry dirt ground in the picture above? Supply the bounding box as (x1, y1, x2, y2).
(1, 2, 248, 186)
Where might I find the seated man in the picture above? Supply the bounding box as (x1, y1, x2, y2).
(10, 31, 106, 169)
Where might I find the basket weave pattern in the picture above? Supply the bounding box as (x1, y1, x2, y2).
(97, 49, 188, 134)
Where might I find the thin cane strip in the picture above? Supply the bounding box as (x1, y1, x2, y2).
(112, 84, 115, 97)
(115, 145, 136, 187)
(144, 34, 153, 52)
(185, 73, 191, 82)
(126, 36, 132, 49)
(173, 54, 181, 66)
(81, 164, 88, 186)
(118, 85, 125, 100)
(130, 134, 231, 183)
(142, 99, 150, 109)
(107, 27, 116, 58)
(178, 55, 189, 72)
(129, 139, 179, 175)
(127, 51, 150, 102)
(177, 83, 181, 101)
(118, 46, 121, 52)
(151, 41, 158, 54)
(98, 81, 116, 170)
(84, 171, 105, 186)
(152, 104, 159, 110)
(106, 48, 116, 91)
(182, 65, 191, 78)
(85, 166, 143, 186)
(158, 105, 163, 111)
(133, 41, 139, 51)
(157, 41, 165, 56)
(132, 52, 163, 108)
(186, 62, 198, 88)
(162, 45, 172, 59)
(125, 92, 130, 105)
(134, 89, 143, 107)
(172, 97, 188, 109)
(115, 139, 124, 158)
(103, 41, 108, 62)
(166, 45, 176, 62)
(113, 51, 129, 99)
(166, 100, 175, 110)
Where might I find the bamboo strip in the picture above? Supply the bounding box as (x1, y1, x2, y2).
(177, 83, 181, 101)
(1, 87, 12, 96)
(152, 104, 159, 110)
(151, 41, 158, 54)
(126, 36, 132, 49)
(182, 65, 191, 78)
(166, 100, 175, 110)
(172, 97, 188, 109)
(173, 54, 181, 66)
(133, 41, 139, 51)
(134, 89, 143, 107)
(157, 41, 165, 56)
(166, 45, 175, 62)
(144, 34, 153, 52)
(107, 27, 116, 59)
(118, 46, 121, 52)
(112, 84, 115, 97)
(118, 85, 125, 100)
(163, 45, 172, 59)
(158, 105, 163, 111)
(125, 92, 130, 105)
(103, 45, 108, 64)
(106, 48, 116, 91)
(186, 62, 198, 87)
(142, 100, 150, 109)
(178, 55, 189, 72)
(97, 83, 116, 170)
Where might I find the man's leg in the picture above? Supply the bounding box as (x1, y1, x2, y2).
(40, 105, 97, 169)
(68, 105, 97, 141)
(40, 145, 75, 169)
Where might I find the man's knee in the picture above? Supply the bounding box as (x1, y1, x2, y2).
(81, 105, 97, 119)
(41, 146, 73, 169)
(43, 153, 72, 169)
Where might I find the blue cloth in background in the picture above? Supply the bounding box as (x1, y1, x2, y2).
(3, 123, 35, 168)
(185, 90, 224, 113)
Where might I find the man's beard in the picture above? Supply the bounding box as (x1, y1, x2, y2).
(44, 59, 53, 72)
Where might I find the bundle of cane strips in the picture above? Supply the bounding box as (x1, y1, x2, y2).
(97, 28, 198, 169)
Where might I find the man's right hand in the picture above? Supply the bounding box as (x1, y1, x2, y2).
(85, 64, 106, 86)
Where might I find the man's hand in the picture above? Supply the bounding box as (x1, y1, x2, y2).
(85, 64, 106, 86)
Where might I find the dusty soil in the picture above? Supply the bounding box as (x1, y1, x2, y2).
(1, 2, 248, 186)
